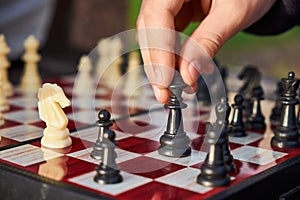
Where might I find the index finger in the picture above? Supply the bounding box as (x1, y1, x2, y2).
(137, 0, 186, 103)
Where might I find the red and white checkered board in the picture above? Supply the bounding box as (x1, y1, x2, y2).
(0, 75, 155, 149)
(0, 88, 299, 200)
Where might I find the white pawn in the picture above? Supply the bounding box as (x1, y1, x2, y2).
(101, 37, 123, 89)
(20, 35, 42, 93)
(38, 83, 72, 149)
(0, 74, 9, 112)
(74, 55, 94, 95)
(0, 35, 13, 96)
(95, 38, 110, 77)
(124, 51, 142, 97)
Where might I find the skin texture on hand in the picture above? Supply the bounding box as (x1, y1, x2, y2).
(137, 0, 276, 104)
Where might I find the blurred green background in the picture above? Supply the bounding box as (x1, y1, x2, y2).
(128, 0, 300, 79)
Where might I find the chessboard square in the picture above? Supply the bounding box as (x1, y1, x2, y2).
(0, 125, 43, 142)
(0, 144, 62, 167)
(68, 171, 152, 196)
(232, 146, 287, 165)
(0, 137, 19, 148)
(68, 110, 97, 125)
(68, 148, 140, 165)
(119, 156, 184, 179)
(120, 138, 160, 154)
(114, 119, 159, 135)
(135, 128, 164, 142)
(68, 148, 98, 165)
(118, 181, 198, 199)
(68, 119, 90, 130)
(3, 110, 40, 123)
(72, 126, 97, 141)
(73, 127, 131, 142)
(185, 120, 207, 136)
(191, 136, 205, 151)
(156, 167, 213, 194)
(2, 105, 23, 113)
(0, 119, 22, 129)
(145, 150, 207, 167)
(131, 110, 168, 127)
(118, 137, 156, 149)
(229, 132, 264, 145)
(9, 96, 38, 108)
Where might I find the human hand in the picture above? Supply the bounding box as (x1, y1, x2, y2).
(137, 0, 276, 103)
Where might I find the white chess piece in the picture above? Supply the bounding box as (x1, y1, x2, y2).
(38, 147, 68, 180)
(0, 35, 13, 96)
(124, 51, 142, 97)
(0, 74, 9, 112)
(38, 83, 72, 148)
(74, 55, 94, 95)
(20, 35, 42, 92)
(101, 37, 123, 89)
(95, 38, 110, 77)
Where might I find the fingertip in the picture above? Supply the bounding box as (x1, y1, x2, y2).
(180, 61, 199, 87)
(152, 86, 170, 104)
(183, 83, 197, 94)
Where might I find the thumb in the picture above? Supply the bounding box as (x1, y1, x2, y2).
(179, 0, 276, 86)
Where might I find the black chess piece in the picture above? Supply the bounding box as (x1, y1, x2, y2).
(196, 75, 211, 106)
(270, 81, 284, 125)
(220, 65, 228, 95)
(230, 95, 247, 137)
(94, 110, 123, 184)
(158, 71, 191, 157)
(246, 86, 266, 130)
(197, 123, 230, 187)
(238, 65, 261, 117)
(216, 97, 236, 173)
(272, 72, 300, 149)
(90, 110, 112, 160)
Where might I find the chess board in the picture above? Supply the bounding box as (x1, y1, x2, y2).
(0, 75, 300, 200)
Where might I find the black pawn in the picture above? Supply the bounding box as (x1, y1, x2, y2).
(272, 72, 300, 149)
(197, 123, 230, 187)
(158, 71, 191, 157)
(246, 86, 266, 130)
(94, 110, 123, 184)
(91, 111, 113, 160)
(270, 81, 284, 125)
(216, 97, 236, 173)
(230, 95, 246, 137)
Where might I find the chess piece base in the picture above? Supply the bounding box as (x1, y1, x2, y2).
(158, 132, 191, 157)
(197, 164, 230, 187)
(231, 128, 247, 137)
(223, 154, 236, 173)
(271, 137, 300, 149)
(94, 165, 123, 184)
(41, 128, 72, 149)
(272, 126, 300, 148)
